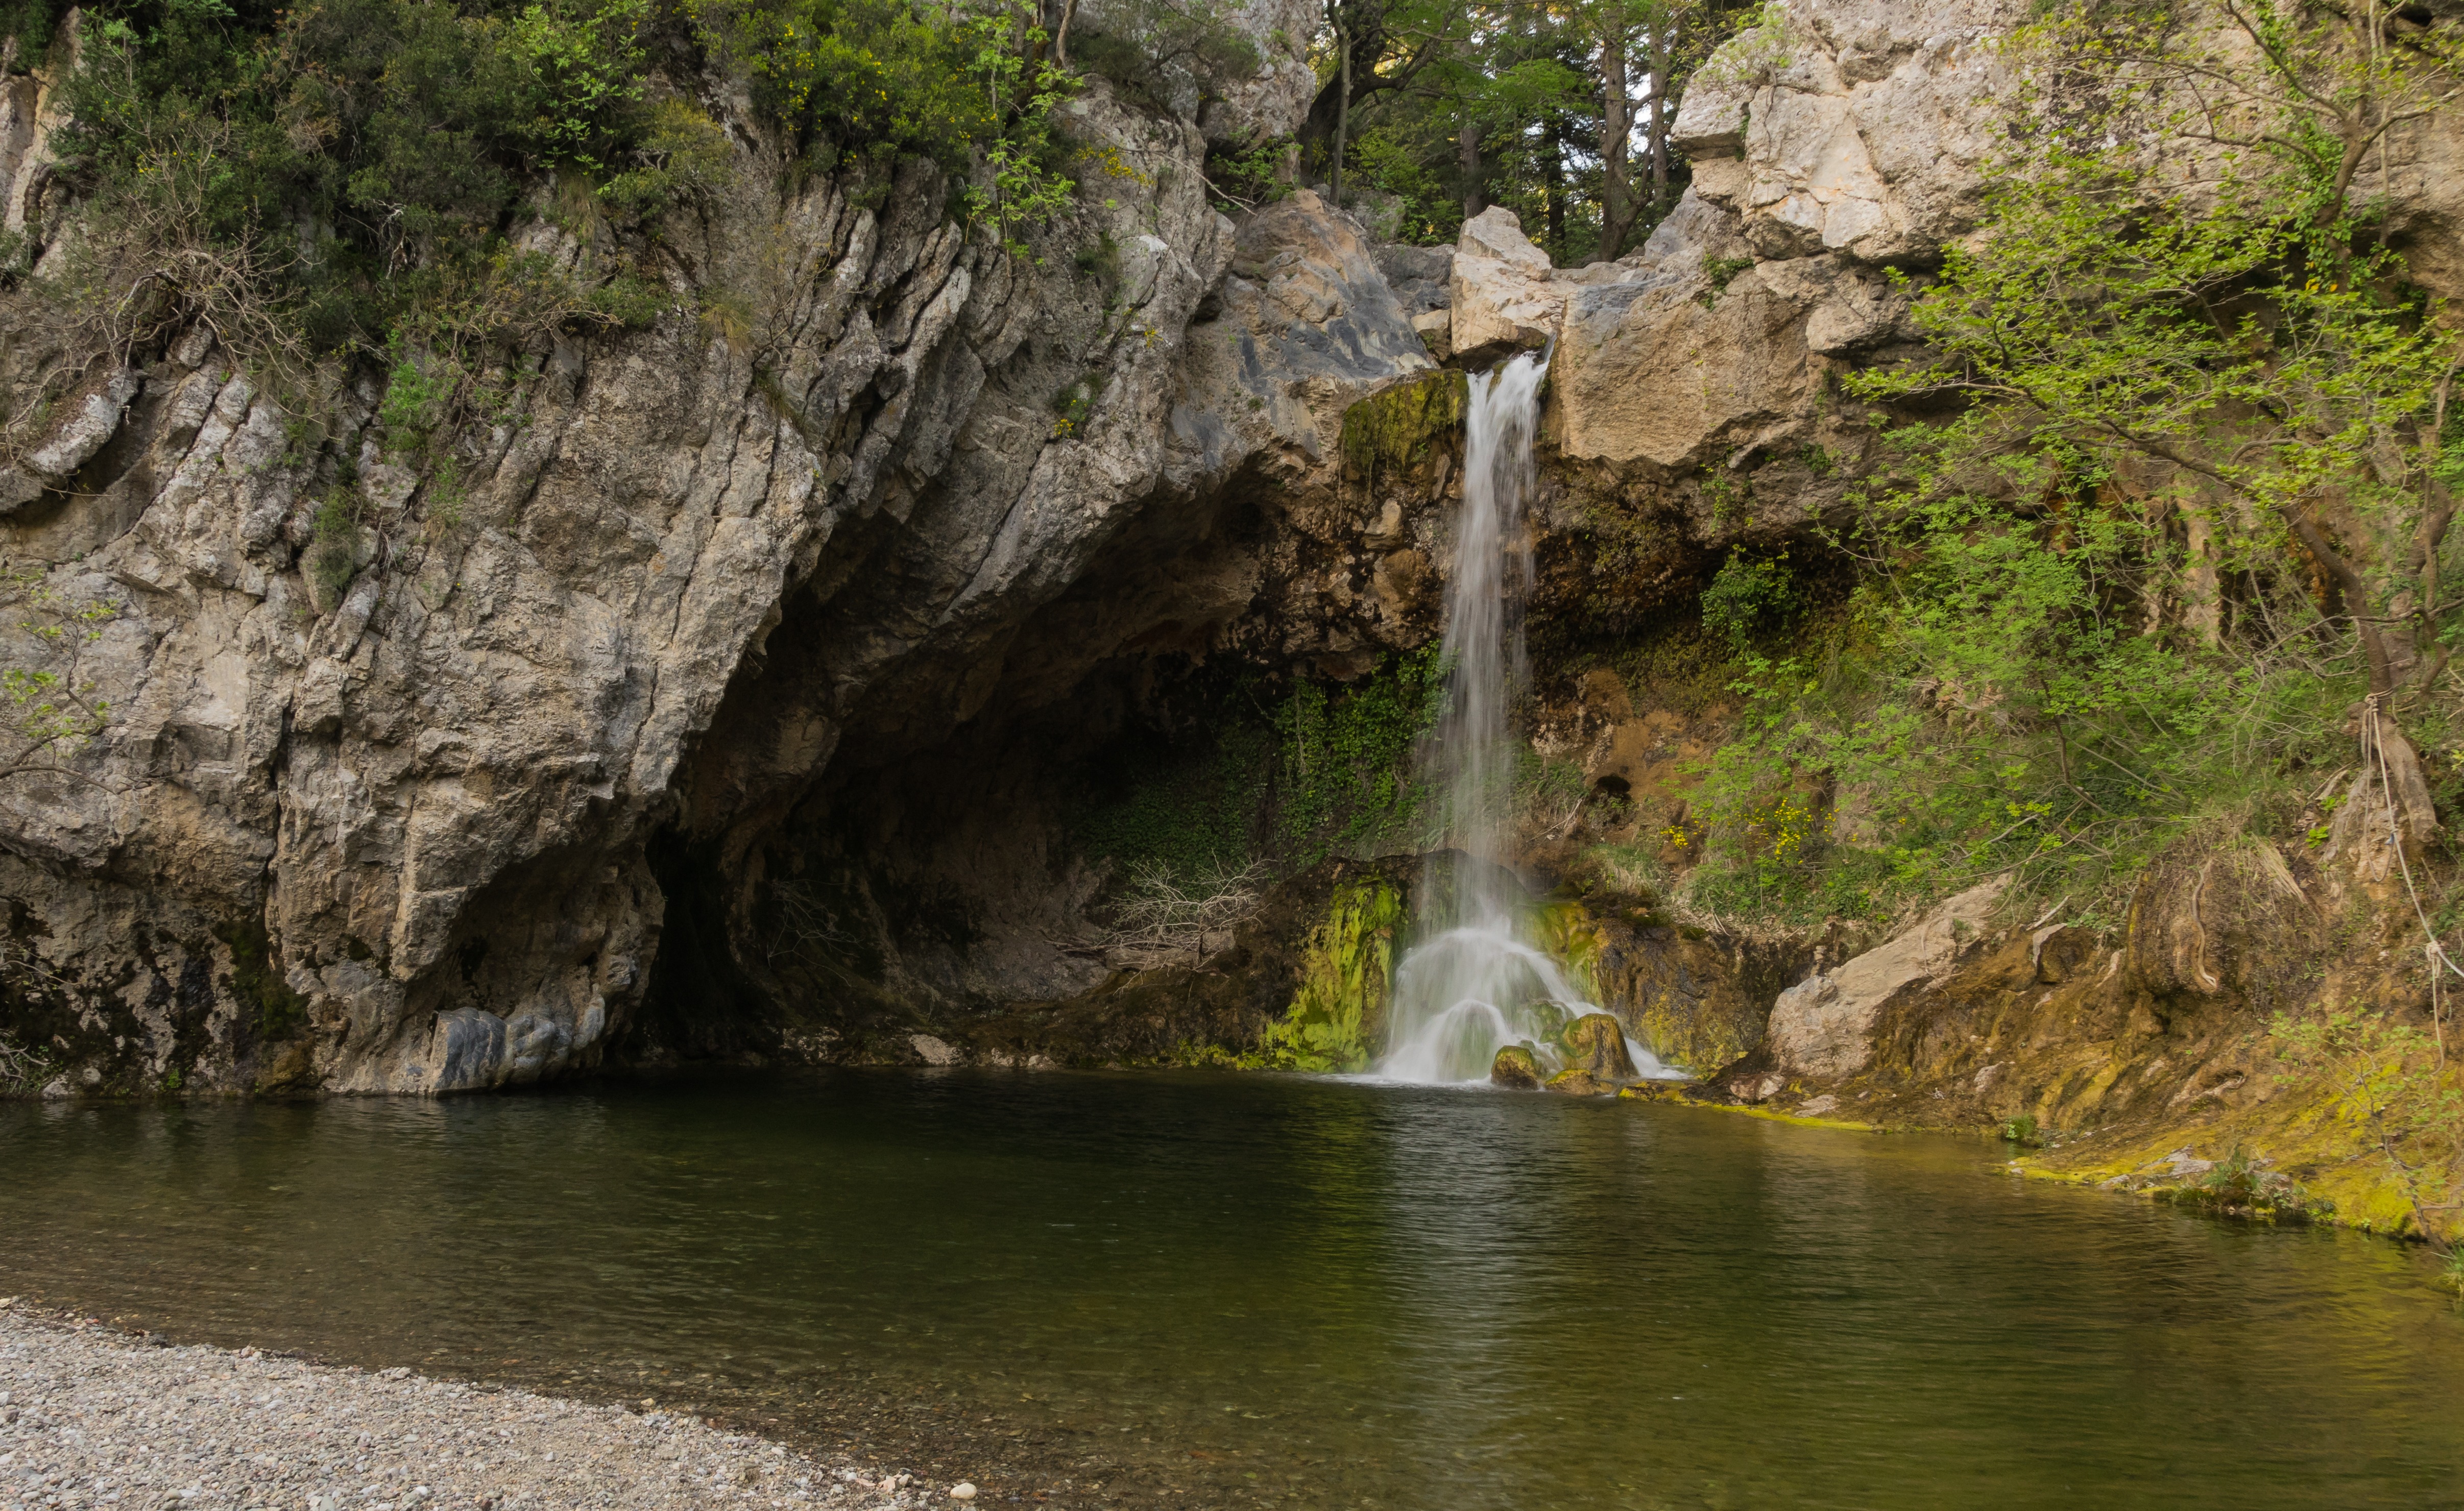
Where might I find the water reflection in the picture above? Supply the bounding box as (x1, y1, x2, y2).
(2, 1071, 2461, 1508)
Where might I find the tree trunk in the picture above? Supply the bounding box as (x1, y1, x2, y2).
(1598, 25, 1636, 260)
(1543, 124, 1565, 260)
(1459, 113, 1484, 221)
(1332, 10, 1351, 206)
(1649, 21, 1672, 221)
(1298, 0, 1385, 161)
(1052, 0, 1078, 67)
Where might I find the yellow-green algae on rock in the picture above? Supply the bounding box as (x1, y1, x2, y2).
(1259, 875, 1405, 1071)
(1491, 1045, 1541, 1089)
(1529, 891, 1773, 1073)
(2010, 1074, 2434, 1238)
(1339, 369, 1469, 477)
(1544, 1012, 1639, 1095)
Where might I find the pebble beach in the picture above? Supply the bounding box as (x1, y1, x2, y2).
(0, 1302, 975, 1511)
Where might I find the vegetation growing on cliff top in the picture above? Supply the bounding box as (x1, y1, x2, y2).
(1684, 0, 2464, 932)
(0, 0, 1114, 505)
(1298, 0, 1761, 256)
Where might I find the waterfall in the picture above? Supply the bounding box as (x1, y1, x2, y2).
(1371, 354, 1681, 1087)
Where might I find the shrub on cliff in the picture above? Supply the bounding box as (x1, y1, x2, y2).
(1688, 1, 2464, 936)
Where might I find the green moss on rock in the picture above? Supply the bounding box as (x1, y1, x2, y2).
(1556, 1011, 1638, 1082)
(1491, 1044, 1540, 1089)
(1259, 876, 1404, 1071)
(1339, 370, 1468, 477)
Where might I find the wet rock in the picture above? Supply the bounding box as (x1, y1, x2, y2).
(1558, 1012, 1638, 1082)
(1543, 1067, 1617, 1097)
(1490, 1045, 1541, 1089)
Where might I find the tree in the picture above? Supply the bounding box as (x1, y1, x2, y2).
(1697, 1, 2464, 918)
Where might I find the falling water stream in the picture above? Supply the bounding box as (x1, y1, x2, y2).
(1373, 353, 1682, 1086)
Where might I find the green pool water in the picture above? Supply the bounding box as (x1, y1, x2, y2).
(3, 1069, 2460, 1508)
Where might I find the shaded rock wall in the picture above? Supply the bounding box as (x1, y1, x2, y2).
(7, 0, 2464, 1117)
(0, 33, 1444, 1093)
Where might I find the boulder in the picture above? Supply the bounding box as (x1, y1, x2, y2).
(1448, 208, 1569, 357)
(1490, 1044, 1541, 1089)
(1545, 1066, 1618, 1096)
(1167, 189, 1434, 498)
(1558, 1011, 1640, 1082)
(1762, 879, 2006, 1080)
(1673, 0, 2024, 266)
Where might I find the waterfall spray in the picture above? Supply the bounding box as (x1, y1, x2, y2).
(1372, 354, 1681, 1087)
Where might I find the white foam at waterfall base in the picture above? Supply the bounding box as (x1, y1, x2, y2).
(1369, 352, 1683, 1088)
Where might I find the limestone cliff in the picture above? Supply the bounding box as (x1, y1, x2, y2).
(3, 0, 2462, 1258)
(0, 1, 1445, 1095)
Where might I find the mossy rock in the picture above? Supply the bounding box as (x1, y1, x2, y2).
(1545, 1066, 1617, 1096)
(1339, 369, 1468, 477)
(1491, 1044, 1540, 1089)
(1616, 1081, 1686, 1103)
(1258, 874, 1404, 1071)
(1557, 1011, 1637, 1082)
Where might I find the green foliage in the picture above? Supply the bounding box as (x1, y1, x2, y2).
(1070, 650, 1448, 896)
(1677, 5, 2464, 922)
(596, 94, 736, 222)
(1701, 254, 1754, 294)
(501, 0, 650, 173)
(1074, 716, 1272, 888)
(1271, 647, 1446, 865)
(1050, 373, 1098, 437)
(1698, 550, 1797, 654)
(1071, 0, 1258, 106)
(0, 565, 117, 783)
(309, 489, 364, 599)
(956, 6, 1075, 257)
(1258, 876, 1401, 1071)
(42, 0, 693, 383)
(0, 1030, 57, 1095)
(691, 0, 1076, 255)
(0, 2, 70, 67)
(1203, 135, 1291, 213)
(1316, 0, 1761, 263)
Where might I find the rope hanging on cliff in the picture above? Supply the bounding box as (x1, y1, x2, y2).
(2363, 691, 2458, 1063)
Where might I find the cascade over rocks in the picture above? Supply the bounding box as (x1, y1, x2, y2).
(4, 0, 2464, 1182)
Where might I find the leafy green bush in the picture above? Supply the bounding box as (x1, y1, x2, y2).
(687, 0, 1075, 253)
(1070, 649, 1450, 892)
(1270, 646, 1445, 865)
(1699, 550, 1797, 654)
(1674, 5, 2464, 923)
(1068, 0, 1256, 106)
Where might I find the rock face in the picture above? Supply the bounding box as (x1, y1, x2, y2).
(1, 91, 1239, 1092)
(1752, 880, 2005, 1087)
(4, 0, 2460, 1104)
(0, 3, 1446, 1093)
(1671, 0, 2021, 264)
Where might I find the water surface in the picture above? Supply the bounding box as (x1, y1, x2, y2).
(3, 1070, 2459, 1508)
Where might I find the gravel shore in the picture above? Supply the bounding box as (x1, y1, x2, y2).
(0, 1302, 979, 1511)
